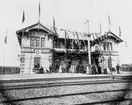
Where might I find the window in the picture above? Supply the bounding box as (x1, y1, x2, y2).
(36, 37, 40, 47)
(30, 37, 35, 47)
(103, 43, 106, 50)
(41, 38, 45, 47)
(110, 43, 113, 50)
(34, 57, 40, 69)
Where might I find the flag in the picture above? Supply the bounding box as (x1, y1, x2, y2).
(22, 10, 25, 23)
(64, 30, 67, 48)
(108, 15, 111, 25)
(119, 26, 121, 37)
(95, 33, 99, 39)
(53, 16, 56, 33)
(84, 20, 89, 26)
(100, 23, 102, 34)
(72, 32, 77, 44)
(4, 29, 8, 44)
(79, 32, 85, 44)
(39, 2, 41, 17)
(125, 41, 127, 48)
(4, 35, 7, 44)
(75, 32, 79, 43)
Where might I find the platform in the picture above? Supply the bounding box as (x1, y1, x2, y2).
(0, 71, 132, 81)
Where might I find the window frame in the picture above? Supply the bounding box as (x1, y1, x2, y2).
(36, 37, 40, 47)
(41, 37, 45, 47)
(30, 37, 35, 47)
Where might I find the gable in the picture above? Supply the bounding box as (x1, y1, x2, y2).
(16, 22, 55, 35)
(106, 31, 123, 43)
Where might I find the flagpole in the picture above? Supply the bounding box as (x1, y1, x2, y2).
(65, 30, 68, 73)
(21, 10, 25, 73)
(86, 20, 91, 65)
(108, 15, 111, 32)
(60, 29, 68, 73)
(2, 30, 8, 74)
(38, 2, 41, 23)
(52, 17, 55, 73)
(2, 44, 6, 74)
(100, 22, 102, 34)
(85, 20, 92, 74)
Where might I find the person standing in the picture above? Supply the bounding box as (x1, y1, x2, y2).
(116, 64, 120, 74)
(39, 66, 44, 74)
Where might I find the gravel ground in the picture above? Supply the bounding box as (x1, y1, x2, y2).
(1, 82, 132, 105)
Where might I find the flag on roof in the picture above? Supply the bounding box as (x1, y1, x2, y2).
(119, 26, 121, 37)
(39, 2, 41, 17)
(108, 15, 111, 25)
(4, 35, 7, 44)
(125, 41, 127, 48)
(84, 20, 89, 28)
(22, 10, 25, 23)
(100, 23, 102, 34)
(53, 16, 56, 33)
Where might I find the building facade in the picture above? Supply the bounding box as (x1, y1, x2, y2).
(16, 22, 123, 74)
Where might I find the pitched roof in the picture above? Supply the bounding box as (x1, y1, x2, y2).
(16, 22, 58, 36)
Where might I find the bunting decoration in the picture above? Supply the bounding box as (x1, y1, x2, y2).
(75, 32, 80, 50)
(64, 30, 69, 49)
(95, 33, 99, 42)
(80, 32, 86, 46)
(75, 32, 80, 43)
(72, 31, 77, 44)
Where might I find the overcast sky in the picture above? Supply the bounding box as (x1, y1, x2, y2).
(0, 0, 131, 66)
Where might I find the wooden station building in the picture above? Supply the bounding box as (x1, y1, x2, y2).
(16, 22, 123, 74)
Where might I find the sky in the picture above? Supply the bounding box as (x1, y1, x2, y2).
(0, 0, 131, 66)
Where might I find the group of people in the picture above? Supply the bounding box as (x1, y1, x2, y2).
(36, 66, 51, 74)
(35, 62, 120, 74)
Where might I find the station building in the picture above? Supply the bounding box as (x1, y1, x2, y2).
(16, 22, 123, 74)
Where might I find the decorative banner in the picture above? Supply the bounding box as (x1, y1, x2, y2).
(72, 31, 77, 44)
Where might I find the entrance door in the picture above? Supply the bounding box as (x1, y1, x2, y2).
(34, 57, 40, 70)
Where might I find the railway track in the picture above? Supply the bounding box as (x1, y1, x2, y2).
(0, 75, 132, 105)
(1, 79, 132, 90)
(1, 75, 132, 90)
